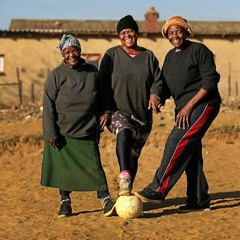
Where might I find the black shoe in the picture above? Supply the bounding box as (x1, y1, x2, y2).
(58, 199, 72, 218)
(134, 187, 163, 204)
(101, 196, 117, 217)
(178, 203, 210, 212)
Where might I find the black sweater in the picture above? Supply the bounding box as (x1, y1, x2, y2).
(99, 46, 162, 124)
(161, 40, 221, 111)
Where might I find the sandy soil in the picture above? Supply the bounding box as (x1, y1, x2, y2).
(0, 99, 239, 240)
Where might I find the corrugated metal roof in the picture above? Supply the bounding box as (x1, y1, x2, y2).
(5, 19, 240, 36)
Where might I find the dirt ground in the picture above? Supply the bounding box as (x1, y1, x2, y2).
(0, 98, 239, 240)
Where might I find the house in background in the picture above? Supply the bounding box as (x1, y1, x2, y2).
(0, 7, 240, 105)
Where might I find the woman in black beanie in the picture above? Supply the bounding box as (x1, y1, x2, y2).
(99, 15, 162, 196)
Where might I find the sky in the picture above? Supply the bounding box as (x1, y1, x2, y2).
(1, 0, 240, 30)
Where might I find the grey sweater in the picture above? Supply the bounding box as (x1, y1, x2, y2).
(99, 46, 162, 125)
(42, 59, 103, 140)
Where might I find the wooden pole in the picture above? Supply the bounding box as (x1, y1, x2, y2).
(31, 82, 35, 103)
(235, 81, 239, 96)
(228, 62, 231, 97)
(16, 67, 23, 105)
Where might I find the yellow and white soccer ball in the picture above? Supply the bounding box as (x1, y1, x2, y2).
(115, 195, 143, 219)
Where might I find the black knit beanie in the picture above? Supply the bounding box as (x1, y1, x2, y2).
(116, 15, 139, 35)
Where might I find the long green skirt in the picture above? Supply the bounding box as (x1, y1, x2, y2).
(41, 137, 108, 191)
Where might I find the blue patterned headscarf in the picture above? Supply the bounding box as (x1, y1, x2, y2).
(56, 34, 81, 52)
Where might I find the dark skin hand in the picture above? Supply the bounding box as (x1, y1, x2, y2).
(49, 139, 59, 149)
(175, 88, 208, 129)
(99, 113, 110, 131)
(148, 95, 162, 113)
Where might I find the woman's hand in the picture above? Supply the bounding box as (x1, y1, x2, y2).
(175, 88, 208, 129)
(148, 95, 162, 113)
(175, 102, 193, 129)
(49, 139, 59, 149)
(99, 113, 110, 131)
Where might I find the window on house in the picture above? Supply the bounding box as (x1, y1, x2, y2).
(81, 54, 101, 68)
(0, 55, 4, 74)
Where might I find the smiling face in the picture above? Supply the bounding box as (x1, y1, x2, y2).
(62, 46, 81, 67)
(167, 25, 188, 50)
(119, 28, 138, 50)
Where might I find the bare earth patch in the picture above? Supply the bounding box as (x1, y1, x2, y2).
(0, 99, 239, 240)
